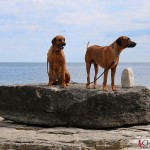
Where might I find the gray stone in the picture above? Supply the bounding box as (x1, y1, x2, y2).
(121, 68, 135, 87)
(0, 117, 4, 121)
(0, 120, 150, 150)
(0, 84, 150, 129)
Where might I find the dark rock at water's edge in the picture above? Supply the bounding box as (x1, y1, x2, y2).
(0, 84, 150, 129)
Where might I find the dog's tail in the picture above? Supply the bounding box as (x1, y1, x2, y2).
(87, 41, 90, 49)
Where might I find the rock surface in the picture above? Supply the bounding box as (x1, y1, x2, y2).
(0, 120, 150, 150)
(121, 68, 135, 87)
(0, 84, 150, 129)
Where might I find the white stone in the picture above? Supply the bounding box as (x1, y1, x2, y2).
(0, 116, 4, 121)
(121, 68, 135, 88)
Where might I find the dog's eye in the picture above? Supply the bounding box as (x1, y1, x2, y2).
(128, 38, 130, 41)
(59, 39, 61, 41)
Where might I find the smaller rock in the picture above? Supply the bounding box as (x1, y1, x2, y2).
(0, 117, 4, 121)
(121, 68, 135, 88)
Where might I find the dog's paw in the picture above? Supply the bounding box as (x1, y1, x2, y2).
(48, 82, 52, 86)
(86, 84, 90, 89)
(61, 84, 66, 88)
(94, 84, 97, 89)
(103, 86, 108, 91)
(66, 82, 70, 86)
(112, 85, 117, 91)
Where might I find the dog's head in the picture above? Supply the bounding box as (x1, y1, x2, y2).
(116, 36, 136, 48)
(51, 35, 66, 50)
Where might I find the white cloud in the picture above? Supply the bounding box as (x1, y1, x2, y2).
(0, 0, 150, 62)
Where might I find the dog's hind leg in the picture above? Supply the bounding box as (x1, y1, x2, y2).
(61, 65, 66, 88)
(94, 63, 99, 89)
(65, 71, 70, 86)
(86, 62, 91, 89)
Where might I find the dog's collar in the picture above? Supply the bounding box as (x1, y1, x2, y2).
(111, 44, 118, 57)
(52, 49, 62, 53)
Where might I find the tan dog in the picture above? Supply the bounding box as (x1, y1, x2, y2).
(47, 35, 70, 88)
(85, 36, 136, 91)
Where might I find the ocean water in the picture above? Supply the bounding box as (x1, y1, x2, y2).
(0, 62, 150, 88)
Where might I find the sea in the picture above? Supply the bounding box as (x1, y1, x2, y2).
(0, 62, 150, 88)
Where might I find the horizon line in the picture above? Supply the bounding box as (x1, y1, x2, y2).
(0, 61, 150, 63)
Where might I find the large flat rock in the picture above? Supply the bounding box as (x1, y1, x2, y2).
(0, 120, 150, 150)
(0, 84, 150, 129)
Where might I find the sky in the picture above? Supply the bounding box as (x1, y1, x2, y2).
(0, 0, 150, 62)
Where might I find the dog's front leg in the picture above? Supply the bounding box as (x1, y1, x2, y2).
(111, 65, 117, 91)
(61, 65, 66, 88)
(103, 69, 109, 91)
(48, 64, 53, 86)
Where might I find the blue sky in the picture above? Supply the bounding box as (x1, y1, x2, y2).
(0, 0, 150, 62)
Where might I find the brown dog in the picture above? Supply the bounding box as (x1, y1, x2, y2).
(47, 35, 70, 88)
(85, 36, 136, 91)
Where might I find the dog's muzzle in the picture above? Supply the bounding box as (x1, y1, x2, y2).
(128, 42, 136, 48)
(58, 43, 66, 50)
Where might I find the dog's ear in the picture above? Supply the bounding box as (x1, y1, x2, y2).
(116, 37, 122, 47)
(51, 37, 56, 45)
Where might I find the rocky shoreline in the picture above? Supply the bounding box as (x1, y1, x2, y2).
(0, 118, 150, 150)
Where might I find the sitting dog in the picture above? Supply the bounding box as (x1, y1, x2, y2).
(47, 35, 70, 88)
(85, 36, 136, 91)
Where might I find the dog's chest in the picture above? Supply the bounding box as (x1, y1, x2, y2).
(52, 54, 64, 74)
(52, 53, 60, 59)
(53, 65, 62, 76)
(51, 53, 64, 62)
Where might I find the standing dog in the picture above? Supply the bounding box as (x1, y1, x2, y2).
(85, 36, 136, 91)
(47, 35, 70, 88)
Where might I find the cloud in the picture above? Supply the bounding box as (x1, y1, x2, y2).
(1, 0, 150, 31)
(0, 0, 150, 62)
